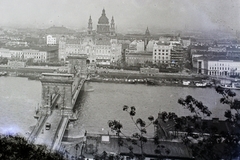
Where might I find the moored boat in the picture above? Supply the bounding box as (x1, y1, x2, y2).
(194, 81, 207, 87)
(182, 80, 191, 86)
(220, 83, 240, 90)
(146, 78, 158, 85)
(0, 71, 7, 76)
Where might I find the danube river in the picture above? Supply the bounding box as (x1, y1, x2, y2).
(0, 77, 237, 137)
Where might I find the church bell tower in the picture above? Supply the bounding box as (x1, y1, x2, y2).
(110, 16, 115, 36)
(144, 27, 151, 51)
(88, 16, 93, 35)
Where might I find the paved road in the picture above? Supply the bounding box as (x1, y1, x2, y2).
(35, 110, 62, 147)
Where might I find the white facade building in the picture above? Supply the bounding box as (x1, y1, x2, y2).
(0, 48, 11, 58)
(46, 35, 57, 45)
(80, 36, 95, 63)
(153, 42, 172, 64)
(10, 50, 24, 60)
(22, 49, 47, 62)
(0, 48, 48, 62)
(208, 59, 240, 76)
(58, 35, 122, 65)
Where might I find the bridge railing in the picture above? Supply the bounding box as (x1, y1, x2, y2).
(51, 116, 69, 151)
(28, 115, 49, 143)
(72, 77, 81, 95)
(72, 79, 85, 106)
(50, 116, 64, 149)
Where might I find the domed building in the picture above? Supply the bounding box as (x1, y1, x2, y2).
(87, 9, 115, 36)
(58, 9, 121, 64)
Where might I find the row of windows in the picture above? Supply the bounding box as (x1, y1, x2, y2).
(66, 45, 80, 48)
(25, 56, 46, 59)
(96, 56, 110, 59)
(154, 49, 169, 52)
(154, 52, 169, 55)
(154, 60, 170, 63)
(67, 48, 112, 53)
(154, 56, 169, 59)
(10, 52, 22, 54)
(210, 63, 229, 66)
(81, 46, 112, 50)
(64, 45, 113, 50)
(127, 57, 152, 60)
(96, 46, 111, 49)
(207, 71, 240, 76)
(7, 52, 45, 56)
(96, 50, 111, 54)
(24, 52, 46, 55)
(47, 40, 56, 42)
(209, 67, 230, 70)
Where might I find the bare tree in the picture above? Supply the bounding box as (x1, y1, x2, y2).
(108, 105, 170, 160)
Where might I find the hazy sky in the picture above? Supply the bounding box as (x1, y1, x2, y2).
(0, 0, 239, 33)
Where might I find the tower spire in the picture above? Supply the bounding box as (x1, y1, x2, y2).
(102, 8, 106, 16)
(144, 27, 150, 51)
(145, 27, 150, 37)
(110, 16, 115, 36)
(88, 15, 93, 35)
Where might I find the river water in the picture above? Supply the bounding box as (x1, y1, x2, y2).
(0, 77, 41, 136)
(0, 77, 236, 137)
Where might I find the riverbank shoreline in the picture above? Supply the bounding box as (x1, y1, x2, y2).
(89, 77, 213, 88)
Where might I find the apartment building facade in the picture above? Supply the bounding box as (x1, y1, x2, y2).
(153, 41, 172, 64)
(46, 35, 57, 45)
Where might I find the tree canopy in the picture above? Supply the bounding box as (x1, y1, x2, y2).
(0, 134, 65, 160)
(107, 86, 240, 160)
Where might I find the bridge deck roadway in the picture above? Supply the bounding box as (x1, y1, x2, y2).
(28, 115, 48, 143)
(51, 116, 69, 151)
(34, 110, 63, 148)
(72, 79, 85, 105)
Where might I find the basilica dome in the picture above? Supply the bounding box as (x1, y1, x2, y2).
(98, 9, 109, 24)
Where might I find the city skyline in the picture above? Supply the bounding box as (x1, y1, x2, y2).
(0, 0, 240, 33)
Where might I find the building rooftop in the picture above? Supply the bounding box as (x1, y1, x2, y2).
(156, 41, 170, 45)
(191, 46, 209, 50)
(98, 9, 109, 24)
(126, 51, 152, 56)
(156, 113, 240, 136)
(85, 134, 194, 159)
(208, 56, 240, 62)
(66, 39, 80, 44)
(192, 51, 227, 56)
(0, 46, 58, 52)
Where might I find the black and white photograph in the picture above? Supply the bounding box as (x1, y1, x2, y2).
(0, 0, 240, 159)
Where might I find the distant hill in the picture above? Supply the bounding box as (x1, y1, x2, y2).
(44, 25, 76, 34)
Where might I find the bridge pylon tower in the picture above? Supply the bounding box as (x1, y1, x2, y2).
(67, 54, 88, 78)
(39, 73, 75, 117)
(35, 54, 88, 119)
